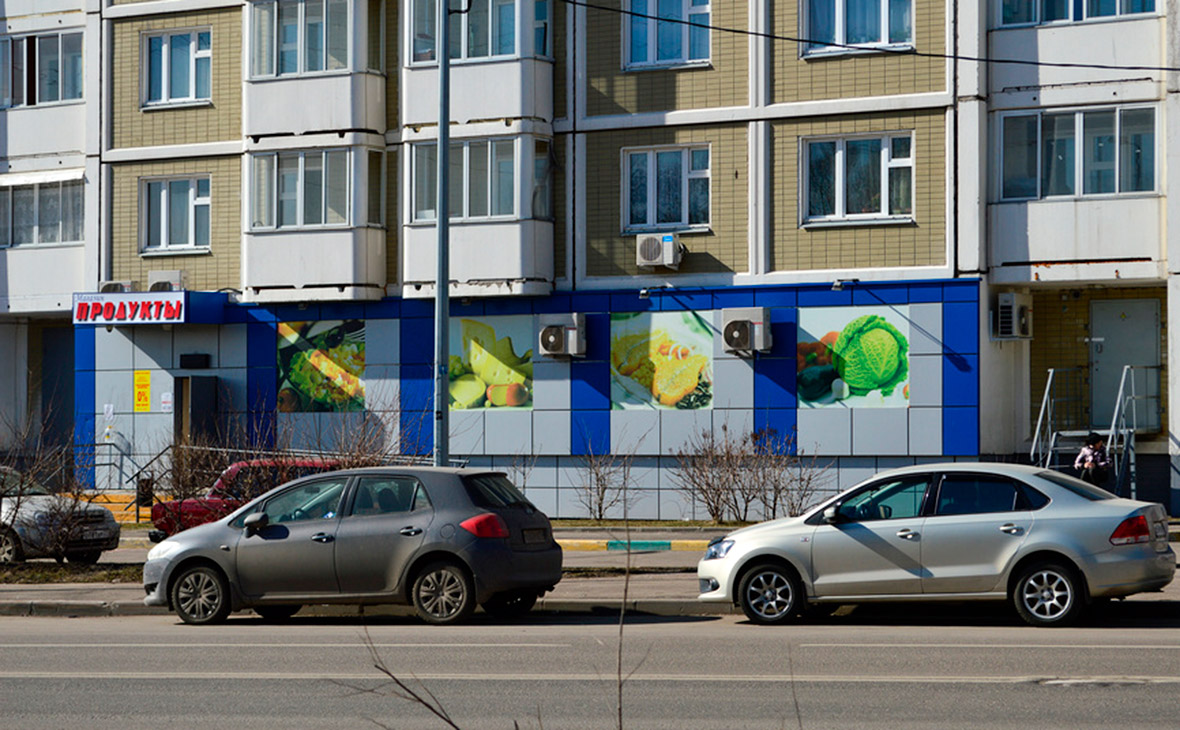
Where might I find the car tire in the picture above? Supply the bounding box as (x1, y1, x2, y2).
(171, 565, 232, 625)
(738, 562, 803, 625)
(412, 561, 475, 625)
(0, 529, 23, 565)
(482, 590, 538, 620)
(1013, 561, 1082, 627)
(254, 605, 301, 621)
(66, 551, 101, 565)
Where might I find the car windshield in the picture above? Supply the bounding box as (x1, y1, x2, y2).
(1037, 470, 1116, 501)
(462, 474, 532, 509)
(0, 473, 50, 497)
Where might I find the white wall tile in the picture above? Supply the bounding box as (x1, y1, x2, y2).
(851, 408, 908, 455)
(612, 409, 660, 455)
(797, 408, 852, 456)
(533, 410, 571, 455)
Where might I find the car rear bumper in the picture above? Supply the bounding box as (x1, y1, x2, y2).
(1085, 545, 1176, 598)
(466, 542, 563, 603)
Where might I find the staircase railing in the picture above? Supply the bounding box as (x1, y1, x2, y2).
(1105, 365, 1161, 498)
(1031, 368, 1085, 467)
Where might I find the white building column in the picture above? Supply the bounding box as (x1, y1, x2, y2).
(1167, 276, 1180, 513)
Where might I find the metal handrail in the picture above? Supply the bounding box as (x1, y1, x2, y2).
(1030, 369, 1058, 467)
(1105, 364, 1161, 497)
(1030, 368, 1084, 468)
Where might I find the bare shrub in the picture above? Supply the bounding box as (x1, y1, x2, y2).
(574, 445, 635, 521)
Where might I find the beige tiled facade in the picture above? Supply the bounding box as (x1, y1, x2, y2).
(583, 0, 748, 116)
(111, 9, 242, 149)
(770, 0, 947, 102)
(109, 157, 242, 291)
(770, 110, 946, 272)
(584, 125, 747, 277)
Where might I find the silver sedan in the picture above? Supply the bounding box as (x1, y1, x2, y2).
(698, 463, 1175, 627)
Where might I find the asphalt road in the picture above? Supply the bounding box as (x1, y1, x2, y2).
(3, 604, 1180, 729)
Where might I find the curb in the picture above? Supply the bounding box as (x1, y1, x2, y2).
(559, 539, 709, 552)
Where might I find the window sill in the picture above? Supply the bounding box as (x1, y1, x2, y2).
(997, 11, 1160, 30)
(247, 69, 355, 83)
(802, 43, 914, 60)
(140, 246, 212, 257)
(622, 225, 712, 236)
(248, 224, 355, 233)
(623, 60, 712, 72)
(141, 99, 213, 112)
(407, 217, 520, 227)
(801, 216, 914, 229)
(0, 241, 84, 251)
(407, 55, 542, 69)
(996, 191, 1160, 204)
(1, 98, 85, 111)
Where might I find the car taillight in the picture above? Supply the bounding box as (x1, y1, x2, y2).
(460, 513, 510, 539)
(1109, 515, 1151, 545)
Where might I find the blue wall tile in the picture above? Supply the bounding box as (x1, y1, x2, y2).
(713, 288, 756, 309)
(241, 305, 277, 324)
(399, 364, 434, 456)
(943, 279, 980, 302)
(943, 353, 979, 407)
(400, 299, 435, 318)
(571, 410, 610, 456)
(569, 292, 610, 313)
(399, 317, 435, 365)
(584, 313, 610, 361)
(322, 302, 366, 321)
(943, 301, 979, 355)
(943, 406, 979, 455)
(246, 322, 275, 368)
(754, 409, 797, 451)
(74, 326, 95, 371)
(365, 299, 401, 320)
(449, 299, 485, 318)
(798, 286, 852, 307)
(754, 358, 796, 409)
(610, 292, 656, 312)
(274, 304, 320, 322)
(485, 298, 534, 316)
(853, 284, 907, 306)
(570, 360, 610, 409)
(754, 288, 797, 308)
(187, 292, 230, 323)
(533, 293, 572, 314)
(907, 282, 943, 303)
(658, 291, 712, 311)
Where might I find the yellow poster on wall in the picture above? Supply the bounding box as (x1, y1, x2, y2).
(133, 370, 151, 413)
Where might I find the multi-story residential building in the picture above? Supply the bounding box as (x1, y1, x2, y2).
(2, 0, 1170, 514)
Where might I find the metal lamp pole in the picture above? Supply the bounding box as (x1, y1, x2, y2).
(433, 0, 451, 467)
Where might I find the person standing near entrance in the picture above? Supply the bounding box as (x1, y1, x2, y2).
(1074, 432, 1110, 486)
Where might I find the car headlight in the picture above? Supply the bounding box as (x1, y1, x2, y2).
(147, 540, 182, 562)
(703, 538, 735, 560)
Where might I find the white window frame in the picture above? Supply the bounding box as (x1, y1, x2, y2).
(998, 0, 1155, 27)
(410, 0, 519, 65)
(0, 31, 83, 108)
(250, 149, 351, 230)
(997, 105, 1158, 201)
(801, 133, 914, 225)
(621, 145, 711, 232)
(143, 29, 212, 107)
(411, 137, 518, 222)
(534, 0, 551, 58)
(0, 180, 85, 248)
(624, 0, 711, 69)
(250, 0, 350, 78)
(803, 0, 914, 56)
(140, 176, 211, 253)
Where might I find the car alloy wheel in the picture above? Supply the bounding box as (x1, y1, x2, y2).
(1014, 562, 1081, 627)
(171, 565, 231, 625)
(739, 563, 802, 625)
(413, 561, 475, 625)
(0, 530, 22, 564)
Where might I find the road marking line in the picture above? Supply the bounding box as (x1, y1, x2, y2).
(0, 643, 570, 649)
(800, 643, 1180, 650)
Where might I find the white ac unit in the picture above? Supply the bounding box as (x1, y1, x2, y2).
(98, 280, 137, 293)
(147, 269, 187, 292)
(636, 233, 683, 269)
(994, 292, 1033, 339)
(721, 307, 773, 354)
(538, 313, 586, 357)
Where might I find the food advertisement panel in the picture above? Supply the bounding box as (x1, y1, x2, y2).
(797, 306, 910, 409)
(448, 316, 534, 410)
(277, 320, 366, 412)
(610, 311, 713, 410)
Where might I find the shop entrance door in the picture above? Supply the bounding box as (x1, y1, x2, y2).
(1089, 299, 1160, 431)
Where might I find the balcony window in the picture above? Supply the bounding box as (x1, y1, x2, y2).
(143, 177, 210, 251)
(251, 0, 348, 77)
(1001, 0, 1152, 24)
(0, 32, 83, 107)
(412, 0, 518, 62)
(804, 134, 913, 222)
(624, 146, 709, 231)
(807, 0, 912, 53)
(626, 0, 710, 68)
(252, 150, 349, 228)
(145, 30, 211, 105)
(1000, 107, 1155, 200)
(535, 0, 550, 56)
(0, 180, 83, 247)
(413, 139, 516, 221)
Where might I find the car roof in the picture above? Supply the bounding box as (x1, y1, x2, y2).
(872, 462, 1050, 478)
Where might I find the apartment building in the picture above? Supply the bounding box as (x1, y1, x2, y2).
(6, 0, 1166, 514)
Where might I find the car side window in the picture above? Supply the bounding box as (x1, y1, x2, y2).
(261, 478, 348, 524)
(935, 475, 1020, 516)
(838, 477, 930, 522)
(349, 477, 429, 517)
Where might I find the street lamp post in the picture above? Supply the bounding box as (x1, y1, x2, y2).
(433, 0, 451, 467)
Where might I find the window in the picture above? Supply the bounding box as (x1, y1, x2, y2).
(0, 180, 83, 247)
(349, 477, 430, 516)
(934, 476, 1020, 516)
(252, 149, 349, 228)
(0, 32, 82, 107)
(533, 139, 553, 220)
(836, 476, 930, 521)
(411, 0, 517, 63)
(535, 0, 550, 56)
(627, 0, 710, 67)
(625, 146, 709, 230)
(367, 150, 384, 225)
(1000, 107, 1155, 200)
(251, 0, 348, 77)
(804, 134, 912, 222)
(259, 478, 347, 524)
(142, 177, 210, 251)
(367, 0, 384, 70)
(807, 0, 911, 53)
(145, 30, 211, 105)
(413, 138, 516, 221)
(1001, 0, 1152, 25)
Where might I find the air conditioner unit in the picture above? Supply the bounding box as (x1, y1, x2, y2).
(98, 280, 137, 293)
(636, 233, 683, 269)
(721, 307, 773, 354)
(538, 313, 586, 357)
(994, 292, 1033, 339)
(147, 269, 187, 292)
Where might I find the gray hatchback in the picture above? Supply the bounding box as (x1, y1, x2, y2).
(143, 467, 562, 625)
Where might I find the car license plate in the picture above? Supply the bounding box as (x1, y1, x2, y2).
(522, 528, 547, 544)
(82, 529, 106, 541)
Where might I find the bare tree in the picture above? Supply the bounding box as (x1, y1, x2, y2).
(749, 429, 832, 520)
(670, 424, 746, 522)
(574, 446, 635, 521)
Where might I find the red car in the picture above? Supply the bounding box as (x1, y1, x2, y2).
(149, 458, 339, 542)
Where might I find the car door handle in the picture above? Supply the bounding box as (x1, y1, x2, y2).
(400, 527, 423, 537)
(896, 528, 919, 540)
(311, 533, 334, 543)
(1000, 523, 1023, 535)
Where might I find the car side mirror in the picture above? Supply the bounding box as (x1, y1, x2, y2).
(823, 506, 842, 524)
(243, 512, 269, 534)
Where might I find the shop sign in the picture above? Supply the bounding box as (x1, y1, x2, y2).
(73, 292, 185, 325)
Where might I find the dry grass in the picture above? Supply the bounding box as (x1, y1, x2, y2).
(0, 562, 142, 584)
